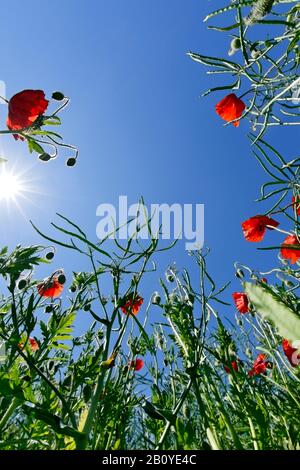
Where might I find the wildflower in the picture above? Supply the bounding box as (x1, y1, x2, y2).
(281, 234, 300, 264)
(37, 276, 64, 298)
(7, 90, 49, 140)
(120, 294, 143, 315)
(224, 360, 239, 374)
(130, 358, 144, 371)
(18, 337, 39, 352)
(282, 339, 300, 367)
(232, 292, 249, 314)
(215, 93, 246, 127)
(28, 337, 39, 352)
(241, 215, 279, 242)
(248, 354, 272, 376)
(292, 196, 300, 216)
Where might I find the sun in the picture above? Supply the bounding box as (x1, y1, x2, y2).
(0, 169, 24, 201)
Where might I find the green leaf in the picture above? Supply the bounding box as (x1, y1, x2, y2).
(244, 282, 300, 342)
(27, 138, 44, 155)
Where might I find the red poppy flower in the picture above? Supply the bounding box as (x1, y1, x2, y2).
(224, 360, 239, 374)
(282, 339, 300, 367)
(7, 90, 49, 140)
(28, 337, 39, 352)
(292, 196, 300, 216)
(281, 234, 300, 264)
(37, 277, 64, 298)
(215, 93, 246, 127)
(232, 292, 249, 314)
(130, 358, 144, 371)
(121, 294, 143, 315)
(248, 354, 272, 377)
(241, 215, 279, 242)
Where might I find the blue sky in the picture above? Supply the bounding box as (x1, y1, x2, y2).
(0, 1, 293, 324)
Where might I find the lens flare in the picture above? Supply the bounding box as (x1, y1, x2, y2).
(0, 169, 24, 201)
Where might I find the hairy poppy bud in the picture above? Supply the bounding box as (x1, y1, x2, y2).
(66, 157, 76, 167)
(235, 269, 244, 279)
(46, 251, 54, 260)
(84, 303, 91, 311)
(69, 285, 76, 293)
(45, 305, 53, 313)
(152, 292, 161, 305)
(57, 274, 66, 285)
(169, 293, 179, 304)
(52, 91, 65, 101)
(246, 348, 252, 358)
(18, 279, 27, 290)
(39, 153, 51, 162)
(228, 38, 241, 56)
(166, 274, 174, 283)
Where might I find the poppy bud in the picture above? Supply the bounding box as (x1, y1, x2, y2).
(84, 304, 91, 311)
(246, 348, 252, 358)
(52, 91, 65, 101)
(18, 279, 27, 290)
(231, 38, 241, 50)
(152, 292, 161, 305)
(228, 38, 241, 56)
(57, 274, 66, 285)
(235, 269, 244, 279)
(166, 274, 174, 282)
(66, 157, 76, 167)
(45, 305, 53, 314)
(48, 361, 55, 373)
(46, 251, 55, 261)
(251, 50, 260, 60)
(69, 285, 76, 293)
(237, 319, 243, 327)
(169, 293, 179, 304)
(39, 153, 51, 162)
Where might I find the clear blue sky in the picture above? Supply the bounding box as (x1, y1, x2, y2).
(0, 1, 293, 324)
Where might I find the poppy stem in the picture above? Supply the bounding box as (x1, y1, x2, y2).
(0, 95, 8, 104)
